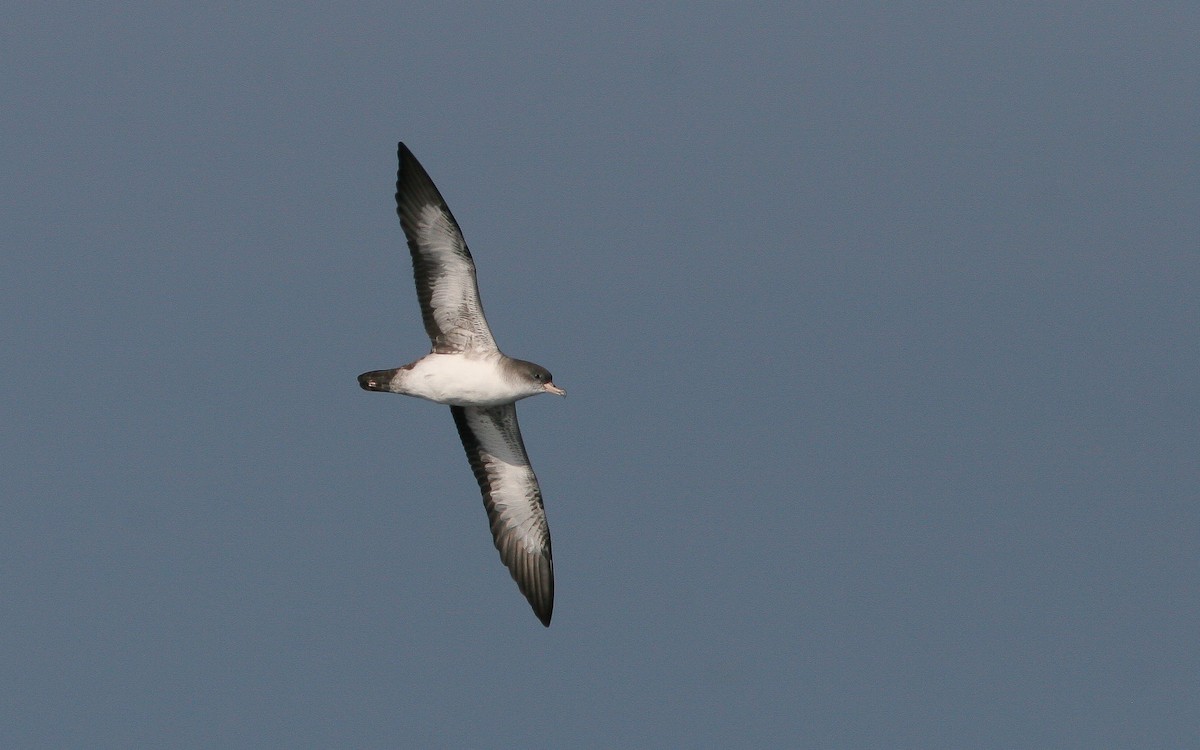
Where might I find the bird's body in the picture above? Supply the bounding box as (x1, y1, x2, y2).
(360, 352, 557, 407)
(358, 143, 564, 627)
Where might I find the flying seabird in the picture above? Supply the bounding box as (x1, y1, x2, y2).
(358, 143, 565, 627)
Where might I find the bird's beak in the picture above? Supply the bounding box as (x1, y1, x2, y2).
(543, 382, 566, 396)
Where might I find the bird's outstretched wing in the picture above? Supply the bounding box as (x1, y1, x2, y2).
(395, 142, 497, 354)
(450, 404, 554, 626)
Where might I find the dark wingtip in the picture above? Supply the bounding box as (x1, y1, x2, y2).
(396, 142, 418, 216)
(526, 563, 554, 627)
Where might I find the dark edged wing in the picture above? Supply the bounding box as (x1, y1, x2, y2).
(450, 404, 554, 626)
(395, 142, 498, 354)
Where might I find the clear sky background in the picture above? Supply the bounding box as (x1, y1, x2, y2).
(3, 4, 1197, 748)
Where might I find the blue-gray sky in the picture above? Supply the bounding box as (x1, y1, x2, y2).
(3, 4, 1197, 747)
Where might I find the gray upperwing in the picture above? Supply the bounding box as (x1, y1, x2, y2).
(396, 143, 498, 354)
(450, 404, 554, 626)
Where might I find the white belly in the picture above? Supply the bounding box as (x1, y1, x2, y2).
(397, 353, 523, 406)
